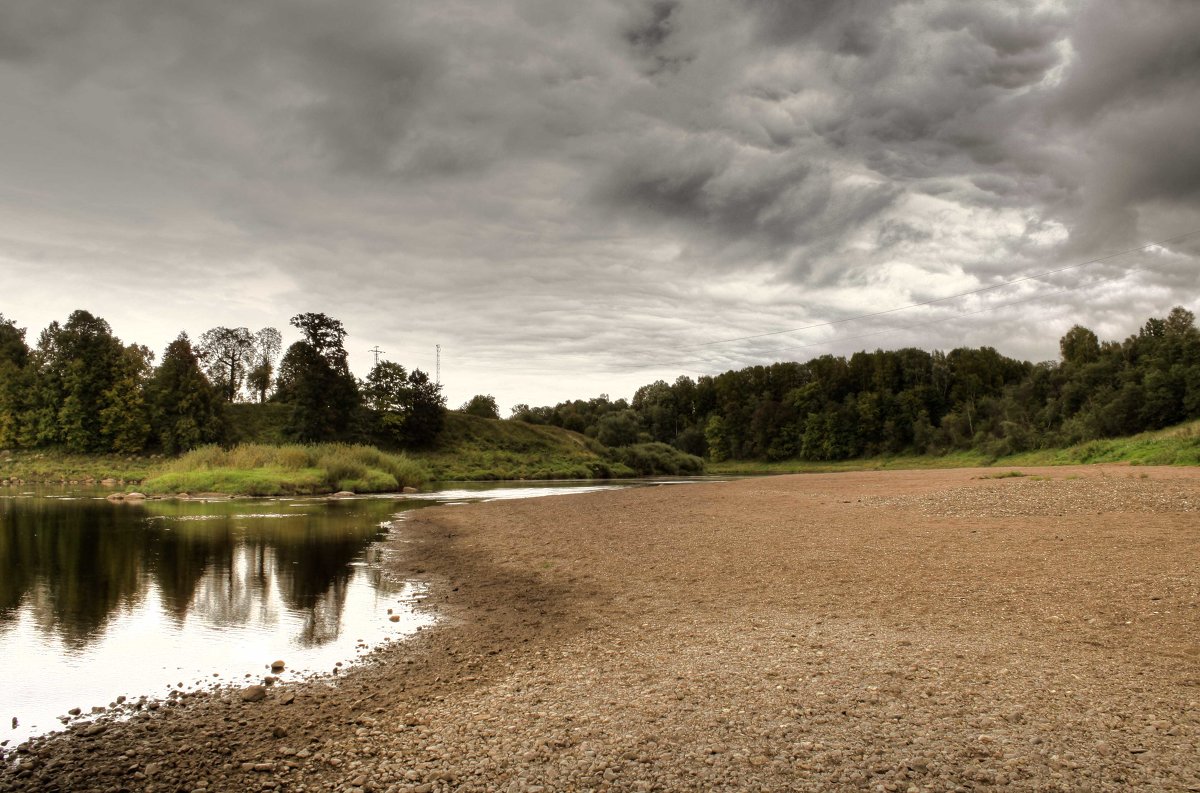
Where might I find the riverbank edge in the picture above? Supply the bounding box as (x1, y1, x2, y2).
(0, 494, 589, 780)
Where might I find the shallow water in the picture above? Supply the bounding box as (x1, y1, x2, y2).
(0, 477, 718, 746)
(0, 492, 434, 746)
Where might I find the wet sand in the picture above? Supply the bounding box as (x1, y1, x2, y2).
(3, 465, 1199, 792)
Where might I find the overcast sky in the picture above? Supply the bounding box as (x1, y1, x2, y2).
(2, 0, 1199, 410)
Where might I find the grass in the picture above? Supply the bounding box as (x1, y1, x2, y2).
(141, 443, 431, 496)
(411, 415, 708, 480)
(711, 420, 1200, 475)
(0, 448, 161, 484)
(1001, 420, 1200, 467)
(411, 413, 636, 481)
(707, 450, 992, 476)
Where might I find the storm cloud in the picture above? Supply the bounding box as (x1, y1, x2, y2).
(1, 0, 1197, 409)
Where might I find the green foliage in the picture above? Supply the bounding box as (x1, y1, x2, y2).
(410, 412, 637, 481)
(460, 394, 500, 419)
(250, 327, 282, 402)
(144, 443, 429, 495)
(362, 361, 447, 448)
(197, 326, 255, 402)
(147, 333, 226, 454)
(275, 313, 360, 443)
(595, 410, 640, 448)
(616, 442, 705, 476)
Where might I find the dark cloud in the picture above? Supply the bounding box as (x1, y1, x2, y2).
(1, 0, 1198, 408)
(744, 0, 883, 55)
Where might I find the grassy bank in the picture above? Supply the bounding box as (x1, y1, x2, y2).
(141, 443, 430, 496)
(710, 420, 1200, 475)
(410, 414, 705, 480)
(0, 449, 161, 485)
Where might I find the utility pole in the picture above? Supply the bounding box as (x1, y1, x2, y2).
(435, 345, 441, 385)
(369, 345, 384, 367)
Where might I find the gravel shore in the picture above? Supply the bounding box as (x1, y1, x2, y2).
(3, 465, 1199, 792)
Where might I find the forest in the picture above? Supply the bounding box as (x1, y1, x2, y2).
(0, 310, 446, 455)
(1, 306, 1198, 464)
(511, 307, 1200, 462)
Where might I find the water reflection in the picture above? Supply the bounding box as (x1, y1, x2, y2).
(0, 496, 399, 649)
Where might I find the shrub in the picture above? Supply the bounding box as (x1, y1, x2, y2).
(618, 443, 705, 476)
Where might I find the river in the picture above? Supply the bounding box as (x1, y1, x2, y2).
(0, 480, 640, 747)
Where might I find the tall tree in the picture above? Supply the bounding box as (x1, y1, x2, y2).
(402, 368, 446, 447)
(362, 361, 446, 447)
(149, 333, 225, 453)
(0, 314, 30, 447)
(198, 327, 255, 403)
(246, 327, 282, 403)
(276, 313, 360, 442)
(33, 311, 130, 452)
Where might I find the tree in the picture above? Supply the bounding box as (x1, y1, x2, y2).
(403, 369, 446, 447)
(148, 333, 225, 453)
(275, 313, 360, 442)
(461, 394, 500, 419)
(198, 327, 255, 402)
(362, 361, 446, 447)
(595, 410, 640, 448)
(1059, 325, 1100, 366)
(0, 315, 30, 447)
(31, 311, 130, 452)
(246, 327, 282, 403)
(0, 314, 29, 370)
(98, 344, 153, 453)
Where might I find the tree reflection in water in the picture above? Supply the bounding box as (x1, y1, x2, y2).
(0, 493, 399, 650)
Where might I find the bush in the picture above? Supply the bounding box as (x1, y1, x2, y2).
(145, 443, 430, 495)
(618, 442, 705, 476)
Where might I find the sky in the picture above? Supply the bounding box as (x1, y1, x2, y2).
(1, 0, 1199, 411)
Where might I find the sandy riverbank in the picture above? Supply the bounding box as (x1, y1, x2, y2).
(3, 465, 1199, 792)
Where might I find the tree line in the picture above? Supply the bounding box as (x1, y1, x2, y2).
(511, 307, 1200, 461)
(0, 310, 446, 455)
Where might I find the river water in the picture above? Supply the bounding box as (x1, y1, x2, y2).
(0, 480, 631, 747)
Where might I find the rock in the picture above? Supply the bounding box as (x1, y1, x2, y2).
(240, 685, 268, 703)
(332, 490, 356, 498)
(271, 659, 286, 672)
(106, 492, 125, 501)
(124, 492, 147, 500)
(402, 486, 419, 494)
(99, 478, 117, 486)
(67, 707, 81, 716)
(389, 615, 401, 622)
(279, 692, 295, 706)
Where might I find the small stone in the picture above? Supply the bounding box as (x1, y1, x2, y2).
(240, 685, 268, 703)
(270, 659, 286, 672)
